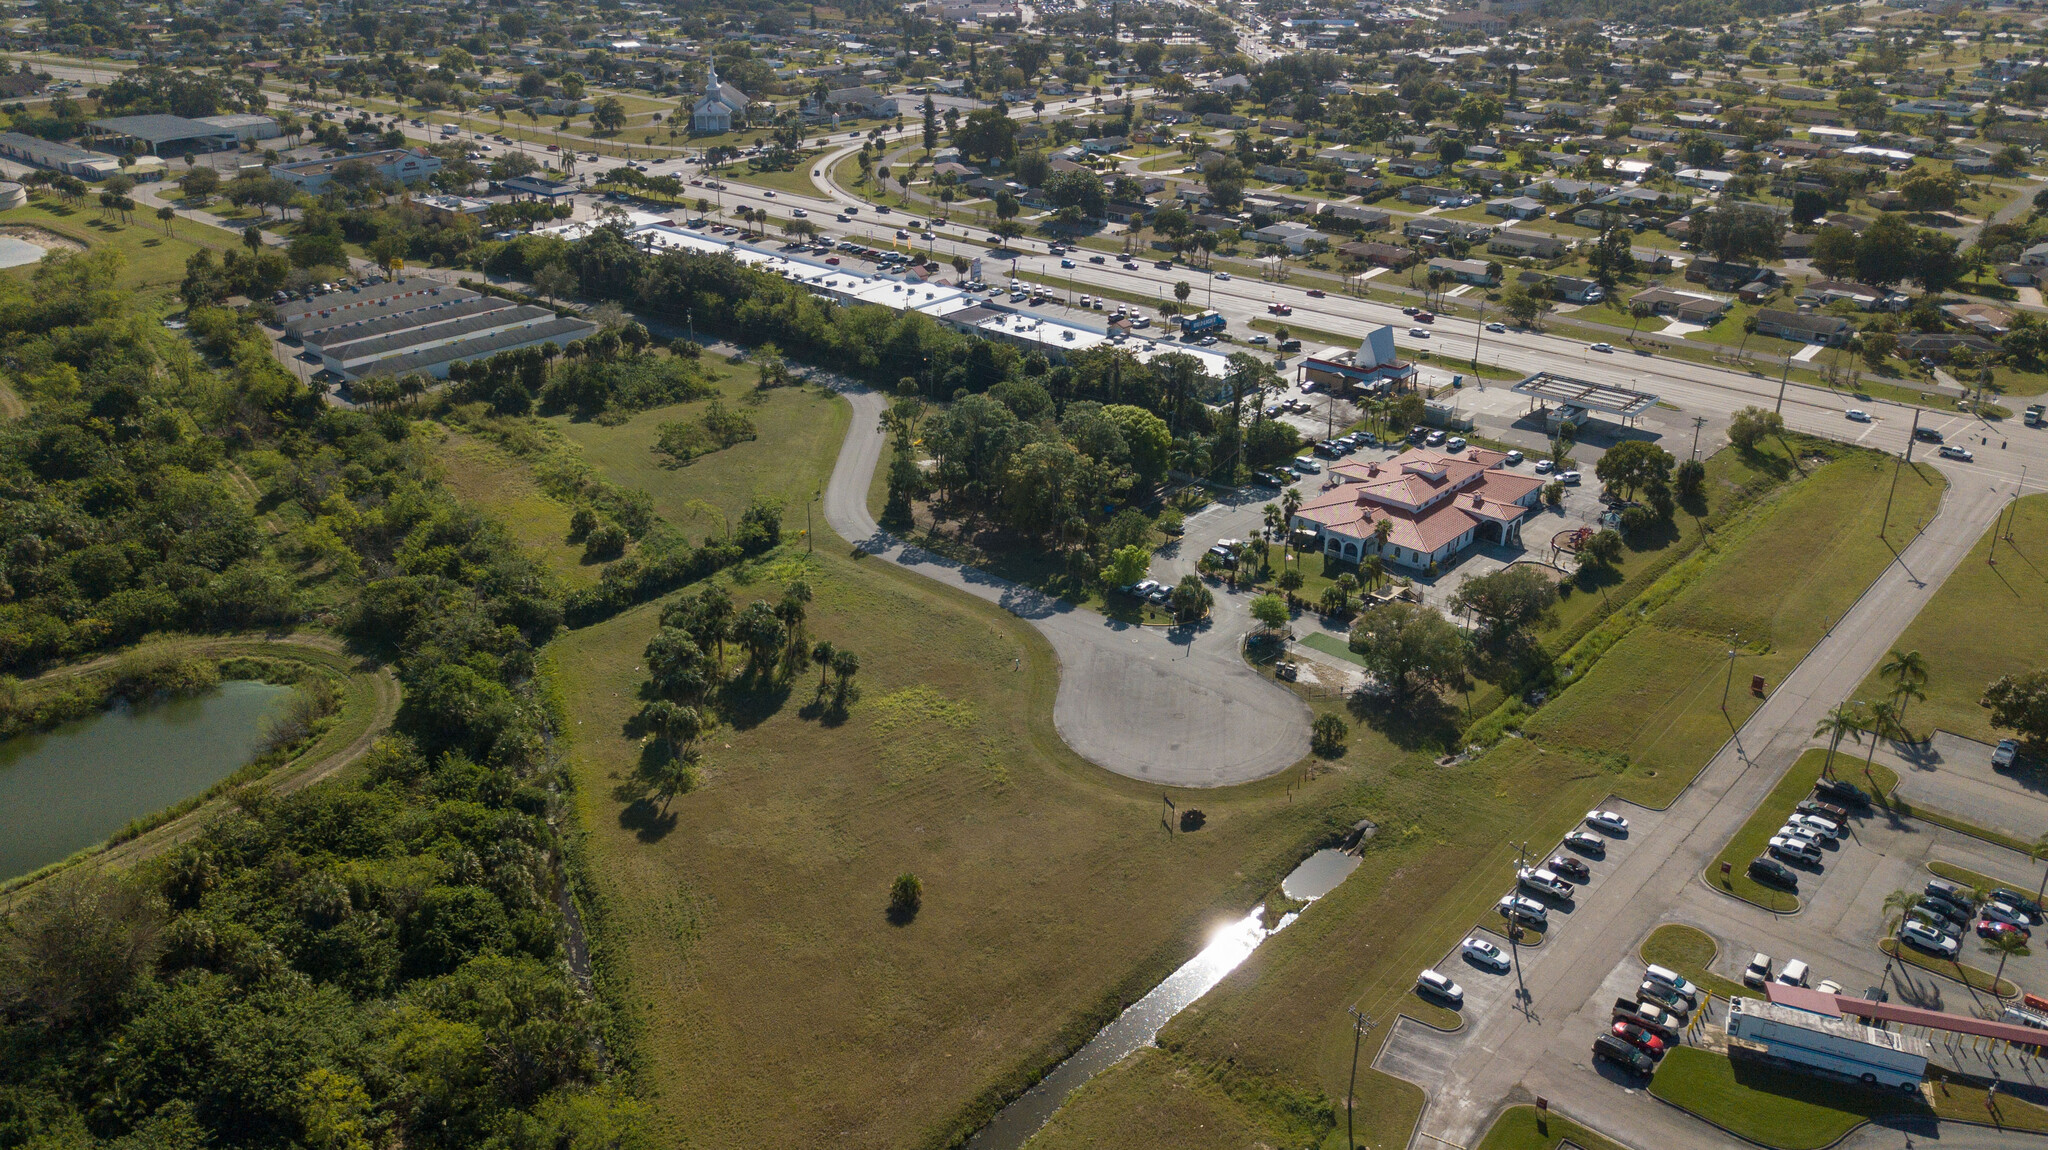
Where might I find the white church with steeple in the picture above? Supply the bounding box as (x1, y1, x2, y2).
(691, 61, 750, 134)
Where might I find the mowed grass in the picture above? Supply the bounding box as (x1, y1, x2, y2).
(554, 546, 1368, 1150)
(1707, 749, 1899, 912)
(1849, 494, 2048, 744)
(1055, 446, 1944, 1150)
(1639, 924, 1747, 1001)
(0, 197, 240, 303)
(1474, 1105, 1631, 1150)
(1652, 1046, 2048, 1147)
(427, 428, 597, 587)
(550, 370, 849, 540)
(1021, 1047, 1332, 1150)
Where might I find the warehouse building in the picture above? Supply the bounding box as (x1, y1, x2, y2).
(0, 131, 127, 178)
(282, 281, 598, 383)
(86, 113, 279, 154)
(271, 148, 442, 193)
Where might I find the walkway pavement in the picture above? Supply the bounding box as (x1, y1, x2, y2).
(820, 387, 1310, 787)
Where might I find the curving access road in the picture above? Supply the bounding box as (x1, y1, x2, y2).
(822, 387, 1310, 788)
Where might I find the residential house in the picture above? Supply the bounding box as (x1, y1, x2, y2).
(1797, 279, 1904, 311)
(1343, 173, 1382, 194)
(1200, 112, 1251, 129)
(1547, 275, 1605, 303)
(1319, 204, 1391, 230)
(1400, 183, 1460, 206)
(1254, 163, 1311, 185)
(1388, 156, 1444, 179)
(1675, 167, 1734, 192)
(1486, 231, 1570, 259)
(1896, 331, 1998, 361)
(1942, 302, 2014, 335)
(1486, 196, 1545, 219)
(1428, 257, 1499, 287)
(1753, 307, 1851, 345)
(1686, 260, 1771, 291)
(1339, 241, 1414, 268)
(1629, 287, 1732, 323)
(1249, 221, 1332, 253)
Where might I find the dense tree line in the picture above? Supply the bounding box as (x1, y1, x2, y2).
(0, 254, 639, 1146)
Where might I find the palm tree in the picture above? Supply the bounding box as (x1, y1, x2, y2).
(1813, 701, 1864, 778)
(1879, 649, 1930, 734)
(1280, 489, 1303, 569)
(1982, 929, 2029, 996)
(811, 640, 837, 695)
(1373, 518, 1395, 556)
(1861, 699, 1900, 794)
(1365, 554, 1385, 592)
(1882, 888, 1923, 931)
(156, 205, 175, 234)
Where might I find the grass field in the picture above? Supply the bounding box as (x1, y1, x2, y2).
(1474, 1105, 1631, 1150)
(1707, 749, 1899, 912)
(428, 428, 598, 587)
(1849, 495, 2048, 744)
(0, 196, 241, 305)
(550, 374, 850, 542)
(1640, 924, 1748, 1000)
(718, 154, 830, 199)
(1056, 445, 1943, 1150)
(1021, 1047, 1334, 1150)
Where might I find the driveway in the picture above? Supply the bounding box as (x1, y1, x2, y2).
(820, 386, 1310, 787)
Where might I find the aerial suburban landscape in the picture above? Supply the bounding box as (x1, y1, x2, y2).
(12, 0, 2048, 1147)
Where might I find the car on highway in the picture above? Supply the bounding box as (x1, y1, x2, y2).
(1591, 342, 1614, 352)
(1546, 854, 1590, 883)
(1900, 920, 1960, 957)
(1564, 830, 1606, 855)
(1497, 893, 1548, 924)
(1914, 426, 1945, 443)
(1979, 918, 2030, 943)
(761, 188, 775, 196)
(1414, 312, 1435, 324)
(1249, 335, 1270, 345)
(1217, 271, 1232, 280)
(1307, 288, 1326, 298)
(1462, 936, 1510, 970)
(1402, 306, 1419, 315)
(1596, 1033, 1657, 1074)
(1749, 855, 1797, 889)
(1408, 327, 1431, 338)
(1122, 261, 1139, 270)
(1088, 254, 1106, 263)
(792, 208, 807, 217)
(1846, 409, 1871, 422)
(1559, 470, 1582, 485)
(1416, 969, 1464, 1004)
(1995, 738, 2020, 769)
(1486, 322, 1506, 333)
(1060, 259, 1074, 268)
(1939, 445, 1975, 461)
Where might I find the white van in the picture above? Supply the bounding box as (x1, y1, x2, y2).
(1644, 964, 1700, 1006)
(1776, 959, 1810, 988)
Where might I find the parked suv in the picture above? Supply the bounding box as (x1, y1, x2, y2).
(1593, 1034, 1655, 1075)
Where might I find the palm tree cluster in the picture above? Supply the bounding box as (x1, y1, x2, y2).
(1812, 648, 1932, 788)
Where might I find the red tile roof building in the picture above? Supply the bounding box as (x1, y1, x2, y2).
(1290, 446, 1544, 569)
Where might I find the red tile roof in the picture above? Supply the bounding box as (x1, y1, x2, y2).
(1767, 983, 2047, 1046)
(1295, 447, 1541, 556)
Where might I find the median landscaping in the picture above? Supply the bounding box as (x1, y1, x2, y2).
(1651, 1047, 2048, 1148)
(1878, 936, 2019, 997)
(1707, 748, 1899, 912)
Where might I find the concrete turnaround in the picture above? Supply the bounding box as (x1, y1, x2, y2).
(822, 386, 1311, 787)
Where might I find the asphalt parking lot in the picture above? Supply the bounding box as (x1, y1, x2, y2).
(1874, 732, 2048, 844)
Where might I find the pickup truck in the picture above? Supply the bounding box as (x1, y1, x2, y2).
(1613, 998, 1680, 1040)
(2028, 404, 2045, 427)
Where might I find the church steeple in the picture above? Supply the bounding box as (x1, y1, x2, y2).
(705, 59, 718, 95)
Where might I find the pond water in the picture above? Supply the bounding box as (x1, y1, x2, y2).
(966, 847, 1362, 1150)
(0, 680, 292, 880)
(0, 235, 49, 269)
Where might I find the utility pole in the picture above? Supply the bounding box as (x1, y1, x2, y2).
(1345, 1007, 1374, 1150)
(1690, 415, 1707, 461)
(1775, 350, 1792, 415)
(1471, 299, 1486, 367)
(1721, 632, 1743, 713)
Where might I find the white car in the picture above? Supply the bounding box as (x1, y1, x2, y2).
(1586, 810, 1629, 834)
(1417, 968, 1464, 1004)
(1216, 271, 1232, 280)
(1486, 322, 1506, 333)
(1995, 739, 2020, 768)
(1982, 901, 2037, 928)
(1559, 470, 1582, 485)
(1590, 342, 1614, 353)
(1846, 409, 1871, 422)
(1784, 813, 1839, 841)
(1293, 457, 1324, 473)
(1498, 893, 1548, 924)
(1900, 920, 1959, 956)
(1409, 327, 1432, 338)
(1504, 450, 1524, 465)
(1462, 936, 1510, 970)
(791, 208, 808, 217)
(1533, 459, 1554, 474)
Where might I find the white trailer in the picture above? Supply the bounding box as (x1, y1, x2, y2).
(1727, 997, 1929, 1091)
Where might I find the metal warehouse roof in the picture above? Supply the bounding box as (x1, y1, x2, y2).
(89, 114, 239, 143)
(354, 317, 601, 379)
(325, 304, 557, 364)
(300, 295, 514, 350)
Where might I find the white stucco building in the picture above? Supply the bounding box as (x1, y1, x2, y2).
(691, 61, 750, 133)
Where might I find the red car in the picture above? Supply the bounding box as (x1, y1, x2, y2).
(1613, 1021, 1666, 1056)
(1306, 288, 1326, 298)
(1979, 918, 2031, 943)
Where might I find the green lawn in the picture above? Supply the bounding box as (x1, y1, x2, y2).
(1707, 749, 1899, 912)
(1849, 495, 2048, 745)
(718, 153, 830, 199)
(0, 195, 241, 305)
(428, 428, 598, 588)
(1649, 1048, 1893, 1149)
(1300, 631, 1367, 667)
(1020, 1047, 1334, 1150)
(1474, 1105, 1631, 1150)
(1640, 924, 1748, 1000)
(549, 373, 850, 541)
